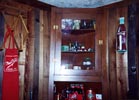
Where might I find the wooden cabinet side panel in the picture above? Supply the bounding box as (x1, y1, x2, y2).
(107, 8, 118, 100)
(48, 7, 57, 100)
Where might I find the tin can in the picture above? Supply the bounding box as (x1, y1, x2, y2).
(86, 89, 96, 100)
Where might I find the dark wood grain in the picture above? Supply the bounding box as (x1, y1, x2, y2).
(32, 8, 40, 100)
(48, 7, 57, 100)
(24, 9, 34, 100)
(116, 6, 128, 100)
(107, 8, 117, 100)
(127, 3, 138, 99)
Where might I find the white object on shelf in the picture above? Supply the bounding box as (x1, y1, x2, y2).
(96, 94, 102, 100)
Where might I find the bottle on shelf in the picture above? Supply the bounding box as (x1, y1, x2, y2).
(55, 93, 61, 100)
(86, 88, 96, 100)
(65, 86, 71, 99)
(80, 20, 86, 29)
(61, 85, 71, 100)
(78, 84, 85, 100)
(116, 17, 127, 53)
(54, 84, 62, 100)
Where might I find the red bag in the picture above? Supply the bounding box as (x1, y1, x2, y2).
(2, 25, 19, 100)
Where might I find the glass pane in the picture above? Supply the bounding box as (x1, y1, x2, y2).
(61, 19, 96, 70)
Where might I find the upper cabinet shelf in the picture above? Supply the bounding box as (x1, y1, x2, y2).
(61, 29, 95, 34)
(60, 18, 96, 72)
(61, 19, 96, 34)
(61, 51, 95, 53)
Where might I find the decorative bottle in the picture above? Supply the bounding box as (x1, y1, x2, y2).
(117, 17, 127, 53)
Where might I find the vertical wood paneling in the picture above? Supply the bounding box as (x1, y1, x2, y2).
(116, 54, 128, 99)
(39, 10, 44, 100)
(108, 8, 117, 100)
(128, 3, 138, 99)
(55, 9, 62, 75)
(43, 11, 50, 77)
(137, 47, 139, 98)
(116, 7, 128, 100)
(24, 10, 35, 100)
(25, 9, 50, 100)
(137, 4, 139, 98)
(33, 8, 40, 100)
(48, 7, 57, 100)
(106, 6, 128, 100)
(42, 10, 50, 100)
(95, 9, 103, 73)
(100, 9, 109, 100)
(18, 16, 27, 100)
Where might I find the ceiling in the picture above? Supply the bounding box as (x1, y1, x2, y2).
(38, 0, 123, 8)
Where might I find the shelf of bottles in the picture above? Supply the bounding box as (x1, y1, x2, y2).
(54, 82, 102, 100)
(61, 19, 96, 70)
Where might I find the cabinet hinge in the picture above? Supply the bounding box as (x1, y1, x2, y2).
(99, 40, 103, 45)
(53, 25, 58, 30)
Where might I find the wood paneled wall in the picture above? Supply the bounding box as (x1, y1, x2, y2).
(0, 1, 51, 100)
(1, 1, 138, 100)
(0, 2, 32, 100)
(128, 3, 139, 99)
(137, 4, 139, 98)
(24, 7, 50, 100)
(106, 5, 128, 100)
(100, 8, 109, 100)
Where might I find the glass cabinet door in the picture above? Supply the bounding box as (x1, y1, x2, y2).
(58, 19, 96, 75)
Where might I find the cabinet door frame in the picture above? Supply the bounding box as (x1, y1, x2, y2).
(54, 9, 102, 77)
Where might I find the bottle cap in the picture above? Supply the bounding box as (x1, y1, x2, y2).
(119, 17, 125, 24)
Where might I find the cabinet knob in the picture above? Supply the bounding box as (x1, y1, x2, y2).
(98, 40, 103, 45)
(53, 25, 59, 30)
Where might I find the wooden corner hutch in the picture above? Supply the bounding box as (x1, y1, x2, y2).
(49, 7, 108, 100)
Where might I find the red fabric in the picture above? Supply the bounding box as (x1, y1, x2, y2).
(3, 25, 15, 49)
(2, 25, 19, 100)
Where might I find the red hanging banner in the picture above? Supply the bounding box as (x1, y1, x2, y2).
(2, 25, 19, 100)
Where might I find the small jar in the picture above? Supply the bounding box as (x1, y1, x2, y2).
(83, 58, 92, 66)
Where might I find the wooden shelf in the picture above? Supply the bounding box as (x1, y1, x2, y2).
(54, 69, 101, 76)
(62, 29, 95, 34)
(61, 51, 95, 53)
(54, 75, 101, 82)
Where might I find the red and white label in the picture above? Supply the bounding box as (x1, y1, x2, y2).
(4, 55, 18, 72)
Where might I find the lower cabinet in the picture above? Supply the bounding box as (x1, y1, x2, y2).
(54, 82, 102, 100)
